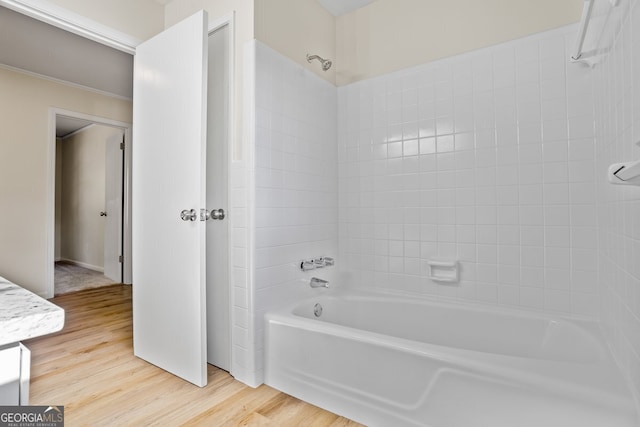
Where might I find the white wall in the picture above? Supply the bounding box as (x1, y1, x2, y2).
(0, 67, 132, 296)
(338, 25, 599, 317)
(593, 0, 640, 403)
(254, 0, 336, 84)
(336, 0, 583, 85)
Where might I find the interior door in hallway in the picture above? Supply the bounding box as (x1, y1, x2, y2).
(104, 131, 123, 283)
(132, 10, 209, 387)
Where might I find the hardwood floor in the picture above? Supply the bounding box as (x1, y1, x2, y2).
(25, 285, 362, 426)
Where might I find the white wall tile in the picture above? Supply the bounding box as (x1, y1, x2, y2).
(246, 11, 639, 402)
(592, 0, 640, 402)
(337, 25, 601, 320)
(247, 42, 338, 385)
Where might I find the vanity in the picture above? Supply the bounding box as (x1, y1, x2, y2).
(0, 276, 64, 405)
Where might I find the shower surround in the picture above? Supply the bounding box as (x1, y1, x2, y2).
(234, 41, 338, 384)
(594, 0, 640, 406)
(243, 3, 640, 405)
(338, 25, 598, 316)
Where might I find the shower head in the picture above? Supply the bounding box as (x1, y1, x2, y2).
(307, 54, 332, 71)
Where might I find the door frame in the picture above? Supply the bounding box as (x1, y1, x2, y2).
(206, 13, 235, 371)
(47, 108, 133, 297)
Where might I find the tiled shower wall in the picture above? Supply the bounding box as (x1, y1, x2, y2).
(338, 25, 600, 317)
(594, 0, 640, 401)
(244, 5, 640, 394)
(251, 41, 338, 381)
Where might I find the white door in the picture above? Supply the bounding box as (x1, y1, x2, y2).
(104, 131, 123, 282)
(132, 10, 209, 387)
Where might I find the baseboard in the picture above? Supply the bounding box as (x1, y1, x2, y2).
(58, 258, 104, 273)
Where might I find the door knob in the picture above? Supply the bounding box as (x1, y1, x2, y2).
(199, 208, 225, 221)
(180, 209, 198, 221)
(211, 208, 225, 220)
(194, 209, 225, 221)
(100, 211, 107, 217)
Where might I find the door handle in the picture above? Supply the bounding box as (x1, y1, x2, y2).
(100, 211, 107, 217)
(211, 208, 225, 220)
(180, 209, 198, 221)
(199, 208, 225, 221)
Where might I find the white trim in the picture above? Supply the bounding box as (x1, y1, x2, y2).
(207, 11, 238, 382)
(246, 41, 259, 387)
(0, 63, 133, 101)
(54, 108, 131, 131)
(122, 126, 133, 286)
(240, 39, 259, 387)
(47, 108, 133, 298)
(208, 12, 233, 34)
(0, 0, 140, 54)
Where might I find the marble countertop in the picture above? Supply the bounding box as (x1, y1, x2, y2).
(0, 276, 65, 347)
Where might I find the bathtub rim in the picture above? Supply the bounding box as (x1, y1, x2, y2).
(278, 285, 603, 328)
(264, 286, 637, 413)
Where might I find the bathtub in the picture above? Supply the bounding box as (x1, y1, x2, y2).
(264, 288, 639, 427)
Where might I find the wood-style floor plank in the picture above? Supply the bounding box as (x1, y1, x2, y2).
(25, 285, 363, 427)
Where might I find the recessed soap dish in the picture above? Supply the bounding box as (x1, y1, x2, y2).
(427, 259, 459, 283)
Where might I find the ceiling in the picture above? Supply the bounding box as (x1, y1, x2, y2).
(0, 5, 133, 99)
(56, 116, 94, 138)
(316, 0, 376, 16)
(0, 5, 134, 136)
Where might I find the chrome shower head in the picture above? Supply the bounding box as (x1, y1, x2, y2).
(307, 54, 332, 71)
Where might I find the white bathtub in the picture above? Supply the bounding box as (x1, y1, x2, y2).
(264, 289, 639, 427)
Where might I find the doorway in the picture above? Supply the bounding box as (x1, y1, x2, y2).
(54, 118, 124, 294)
(48, 109, 133, 297)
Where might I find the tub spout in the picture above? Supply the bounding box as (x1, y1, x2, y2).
(310, 277, 329, 288)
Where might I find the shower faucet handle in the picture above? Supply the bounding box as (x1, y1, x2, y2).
(300, 260, 315, 271)
(300, 256, 335, 270)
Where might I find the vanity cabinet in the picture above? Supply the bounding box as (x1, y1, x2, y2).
(0, 276, 63, 406)
(0, 343, 30, 405)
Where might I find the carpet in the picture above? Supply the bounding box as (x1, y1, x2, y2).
(54, 261, 119, 295)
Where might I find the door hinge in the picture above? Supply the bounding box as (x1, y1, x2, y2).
(120, 141, 125, 150)
(119, 255, 124, 263)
